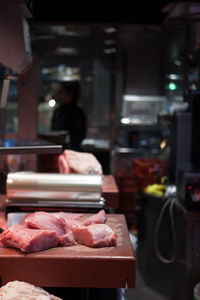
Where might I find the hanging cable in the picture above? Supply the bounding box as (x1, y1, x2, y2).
(154, 196, 186, 264)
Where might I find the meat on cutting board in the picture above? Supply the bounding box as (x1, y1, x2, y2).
(58, 231, 76, 247)
(73, 223, 117, 247)
(0, 280, 62, 300)
(25, 211, 66, 236)
(0, 210, 117, 252)
(0, 224, 59, 253)
(53, 212, 83, 221)
(61, 218, 83, 232)
(25, 211, 76, 246)
(82, 209, 106, 226)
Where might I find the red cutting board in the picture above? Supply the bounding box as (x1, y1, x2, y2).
(0, 214, 135, 288)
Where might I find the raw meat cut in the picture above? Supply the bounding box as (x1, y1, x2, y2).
(61, 218, 84, 233)
(82, 210, 106, 226)
(58, 231, 76, 246)
(58, 150, 103, 175)
(25, 211, 66, 236)
(53, 212, 83, 221)
(1, 210, 117, 252)
(0, 280, 62, 300)
(58, 152, 71, 174)
(0, 224, 59, 253)
(25, 211, 76, 247)
(73, 223, 117, 247)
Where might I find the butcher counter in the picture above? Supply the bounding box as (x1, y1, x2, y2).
(0, 214, 135, 288)
(0, 175, 136, 293)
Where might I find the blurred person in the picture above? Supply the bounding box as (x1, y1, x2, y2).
(51, 81, 87, 151)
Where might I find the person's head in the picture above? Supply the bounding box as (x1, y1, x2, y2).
(56, 81, 80, 106)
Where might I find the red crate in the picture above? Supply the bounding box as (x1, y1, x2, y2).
(132, 158, 167, 181)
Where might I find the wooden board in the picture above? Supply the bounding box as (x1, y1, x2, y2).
(0, 214, 135, 288)
(102, 175, 119, 208)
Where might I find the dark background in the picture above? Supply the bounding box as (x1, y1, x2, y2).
(29, 0, 172, 24)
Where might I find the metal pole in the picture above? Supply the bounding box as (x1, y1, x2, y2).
(0, 78, 11, 141)
(109, 32, 117, 174)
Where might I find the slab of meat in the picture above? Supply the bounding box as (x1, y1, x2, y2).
(73, 223, 117, 248)
(25, 211, 76, 247)
(58, 231, 76, 247)
(25, 211, 66, 236)
(61, 218, 83, 232)
(58, 152, 71, 174)
(82, 210, 106, 226)
(0, 224, 59, 253)
(1, 211, 117, 252)
(53, 212, 83, 221)
(0, 280, 62, 300)
(58, 150, 103, 175)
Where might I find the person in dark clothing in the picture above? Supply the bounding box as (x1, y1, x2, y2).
(51, 81, 87, 151)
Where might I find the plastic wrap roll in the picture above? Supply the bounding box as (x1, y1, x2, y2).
(6, 172, 103, 202)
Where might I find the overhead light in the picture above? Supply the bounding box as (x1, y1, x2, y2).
(123, 95, 166, 102)
(166, 74, 182, 80)
(168, 82, 177, 91)
(121, 117, 130, 124)
(104, 27, 117, 34)
(103, 48, 116, 54)
(123, 95, 141, 101)
(48, 99, 56, 107)
(169, 74, 178, 80)
(160, 139, 167, 150)
(49, 25, 90, 37)
(56, 47, 79, 55)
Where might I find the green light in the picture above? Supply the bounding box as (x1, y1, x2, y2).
(168, 82, 177, 91)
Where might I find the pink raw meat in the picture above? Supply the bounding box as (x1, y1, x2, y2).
(82, 210, 106, 226)
(58, 231, 76, 246)
(58, 153, 71, 174)
(25, 211, 76, 247)
(0, 224, 59, 253)
(62, 218, 84, 233)
(53, 212, 83, 221)
(0, 281, 62, 300)
(73, 223, 117, 248)
(58, 150, 103, 174)
(25, 211, 66, 236)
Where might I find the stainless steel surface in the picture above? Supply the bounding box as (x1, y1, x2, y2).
(0, 139, 62, 154)
(123, 95, 166, 102)
(116, 147, 159, 154)
(121, 95, 166, 125)
(6, 190, 102, 202)
(0, 78, 10, 109)
(7, 172, 102, 191)
(5, 197, 105, 208)
(7, 172, 103, 202)
(0, 78, 11, 141)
